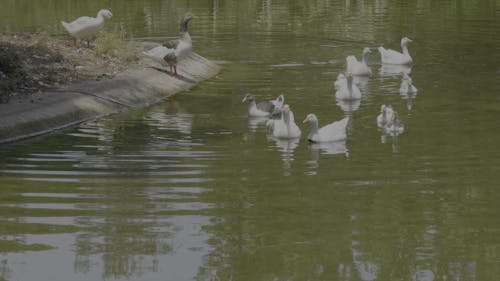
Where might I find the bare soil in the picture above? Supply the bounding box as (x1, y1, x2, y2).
(0, 32, 140, 103)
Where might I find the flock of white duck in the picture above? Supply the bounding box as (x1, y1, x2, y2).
(60, 10, 417, 147)
(243, 36, 418, 146)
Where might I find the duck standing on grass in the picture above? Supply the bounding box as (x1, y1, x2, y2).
(61, 9, 113, 47)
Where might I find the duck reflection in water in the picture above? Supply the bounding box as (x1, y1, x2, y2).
(266, 104, 301, 175)
(336, 98, 361, 114)
(400, 74, 418, 111)
(379, 64, 412, 77)
(305, 141, 349, 176)
(267, 136, 300, 176)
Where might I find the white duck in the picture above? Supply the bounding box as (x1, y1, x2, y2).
(334, 73, 346, 90)
(346, 47, 372, 76)
(378, 37, 413, 65)
(376, 104, 395, 128)
(61, 9, 113, 47)
(142, 12, 198, 76)
(271, 105, 301, 139)
(242, 93, 282, 117)
(400, 74, 418, 95)
(335, 73, 362, 100)
(303, 114, 349, 142)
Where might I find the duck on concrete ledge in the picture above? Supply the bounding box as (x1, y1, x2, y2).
(142, 12, 198, 76)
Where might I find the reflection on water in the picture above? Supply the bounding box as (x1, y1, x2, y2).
(1, 0, 500, 280)
(401, 91, 418, 111)
(0, 101, 220, 280)
(337, 98, 361, 113)
(267, 136, 300, 176)
(305, 140, 348, 176)
(379, 64, 412, 77)
(247, 116, 269, 133)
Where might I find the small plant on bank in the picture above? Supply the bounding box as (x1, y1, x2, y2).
(93, 31, 138, 62)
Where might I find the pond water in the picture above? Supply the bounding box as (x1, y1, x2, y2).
(1, 1, 500, 280)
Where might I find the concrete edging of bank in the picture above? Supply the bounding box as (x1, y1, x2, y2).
(0, 45, 221, 144)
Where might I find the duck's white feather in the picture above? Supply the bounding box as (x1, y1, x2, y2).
(61, 9, 112, 41)
(305, 114, 349, 143)
(378, 37, 413, 65)
(335, 74, 361, 100)
(142, 45, 172, 65)
(272, 106, 301, 139)
(334, 73, 346, 90)
(346, 48, 372, 76)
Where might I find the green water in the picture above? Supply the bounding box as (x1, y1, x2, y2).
(1, 1, 500, 280)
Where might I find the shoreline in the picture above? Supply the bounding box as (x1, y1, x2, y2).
(0, 34, 221, 144)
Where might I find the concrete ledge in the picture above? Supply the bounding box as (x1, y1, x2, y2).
(0, 48, 220, 144)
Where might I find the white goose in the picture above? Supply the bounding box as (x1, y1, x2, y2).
(142, 12, 198, 76)
(346, 47, 372, 76)
(61, 9, 113, 47)
(334, 73, 346, 90)
(335, 73, 362, 100)
(400, 74, 418, 95)
(271, 105, 301, 139)
(378, 37, 413, 65)
(303, 114, 349, 142)
(242, 93, 282, 117)
(376, 104, 395, 128)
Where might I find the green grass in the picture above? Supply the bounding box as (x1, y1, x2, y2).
(94, 31, 138, 62)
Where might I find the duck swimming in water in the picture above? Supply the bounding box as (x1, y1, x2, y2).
(346, 47, 372, 76)
(378, 37, 413, 65)
(303, 114, 349, 143)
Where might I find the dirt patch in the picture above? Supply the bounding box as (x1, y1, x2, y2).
(0, 32, 141, 103)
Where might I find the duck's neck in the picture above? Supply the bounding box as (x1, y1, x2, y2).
(309, 120, 319, 137)
(347, 77, 353, 97)
(401, 43, 409, 55)
(179, 32, 192, 43)
(362, 53, 369, 64)
(94, 13, 105, 28)
(180, 19, 191, 33)
(283, 111, 290, 125)
(95, 12, 105, 24)
(248, 100, 257, 109)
